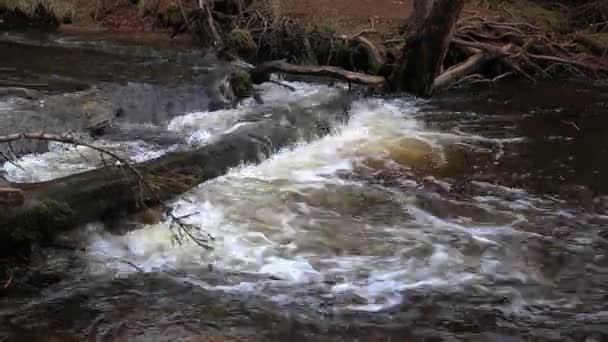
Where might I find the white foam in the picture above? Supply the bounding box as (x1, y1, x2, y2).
(2, 140, 176, 182)
(71, 85, 553, 312)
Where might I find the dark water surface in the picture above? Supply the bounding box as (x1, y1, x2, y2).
(1, 33, 608, 342)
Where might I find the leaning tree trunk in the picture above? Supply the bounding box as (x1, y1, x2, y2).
(393, 0, 465, 97)
(0, 94, 352, 254)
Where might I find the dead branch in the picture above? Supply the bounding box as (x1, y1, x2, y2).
(167, 210, 214, 249)
(268, 79, 296, 91)
(434, 52, 490, 89)
(200, 0, 223, 45)
(3, 273, 12, 288)
(0, 132, 145, 185)
(353, 36, 385, 70)
(451, 39, 508, 56)
(338, 32, 385, 73)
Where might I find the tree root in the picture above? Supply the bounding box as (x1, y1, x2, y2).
(452, 14, 608, 82)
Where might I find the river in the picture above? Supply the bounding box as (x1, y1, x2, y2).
(1, 31, 607, 341)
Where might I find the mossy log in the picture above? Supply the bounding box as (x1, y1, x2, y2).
(0, 94, 352, 252)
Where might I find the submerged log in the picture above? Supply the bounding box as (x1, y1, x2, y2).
(0, 94, 352, 250)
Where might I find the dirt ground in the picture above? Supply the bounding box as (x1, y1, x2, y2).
(285, 0, 414, 20)
(55, 0, 495, 38)
(70, 0, 416, 33)
(52, 0, 500, 46)
(282, 0, 493, 34)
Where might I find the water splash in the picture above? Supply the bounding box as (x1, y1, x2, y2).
(83, 88, 559, 312)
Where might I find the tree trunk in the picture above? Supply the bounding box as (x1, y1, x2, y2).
(0, 94, 352, 253)
(412, 0, 434, 28)
(393, 0, 465, 97)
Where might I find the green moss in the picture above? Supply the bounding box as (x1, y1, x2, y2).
(11, 200, 76, 243)
(366, 52, 383, 75)
(229, 69, 254, 99)
(226, 28, 257, 58)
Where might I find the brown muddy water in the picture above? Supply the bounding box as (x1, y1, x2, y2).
(1, 32, 608, 342)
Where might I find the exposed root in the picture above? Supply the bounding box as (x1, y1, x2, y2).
(451, 13, 608, 84)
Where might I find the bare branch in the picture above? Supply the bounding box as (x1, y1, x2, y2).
(0, 132, 145, 185)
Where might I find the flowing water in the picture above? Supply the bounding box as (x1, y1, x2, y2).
(1, 34, 608, 341)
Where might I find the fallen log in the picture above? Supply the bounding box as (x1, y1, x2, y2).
(0, 93, 353, 252)
(248, 60, 387, 87)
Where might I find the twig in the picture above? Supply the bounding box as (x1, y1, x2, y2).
(166, 210, 214, 249)
(0, 132, 153, 207)
(120, 260, 145, 273)
(201, 0, 223, 46)
(268, 80, 296, 91)
(0, 132, 143, 179)
(3, 274, 13, 288)
(0, 150, 24, 170)
(562, 120, 580, 131)
(176, 0, 190, 30)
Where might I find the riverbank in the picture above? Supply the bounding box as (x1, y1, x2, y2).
(3, 1, 607, 45)
(2, 1, 607, 88)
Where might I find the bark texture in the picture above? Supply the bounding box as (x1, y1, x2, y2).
(396, 0, 465, 97)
